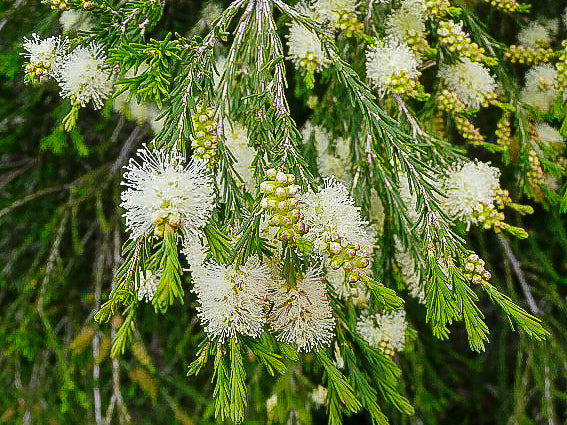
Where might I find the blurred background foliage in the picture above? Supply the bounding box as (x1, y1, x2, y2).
(0, 0, 566, 424)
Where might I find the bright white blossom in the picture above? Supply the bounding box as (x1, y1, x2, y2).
(301, 178, 374, 256)
(55, 44, 114, 109)
(266, 394, 278, 419)
(192, 257, 270, 342)
(369, 189, 385, 235)
(199, 2, 223, 28)
(222, 119, 257, 193)
(120, 145, 215, 240)
(395, 244, 424, 304)
(439, 58, 496, 108)
(286, 3, 328, 72)
(22, 34, 69, 82)
(60, 10, 94, 32)
(517, 22, 552, 48)
(311, 0, 358, 25)
(303, 122, 351, 185)
(269, 267, 335, 352)
(311, 385, 328, 407)
(365, 39, 420, 97)
(440, 161, 500, 224)
(542, 18, 560, 35)
(385, 7, 426, 46)
(521, 64, 558, 112)
(535, 122, 564, 150)
(136, 270, 160, 302)
(357, 309, 407, 350)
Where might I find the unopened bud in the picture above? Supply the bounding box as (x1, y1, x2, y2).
(329, 242, 341, 254)
(275, 187, 287, 198)
(266, 168, 277, 180)
(260, 181, 274, 193)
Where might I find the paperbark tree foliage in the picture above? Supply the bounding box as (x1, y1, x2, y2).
(0, 0, 566, 424)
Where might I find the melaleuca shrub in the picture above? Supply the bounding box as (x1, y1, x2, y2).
(3, 0, 567, 424)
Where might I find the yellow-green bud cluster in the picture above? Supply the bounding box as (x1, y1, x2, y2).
(496, 114, 512, 149)
(24, 62, 53, 85)
(153, 211, 182, 238)
(425, 0, 451, 17)
(474, 202, 505, 230)
(504, 45, 554, 65)
(437, 20, 486, 62)
(481, 0, 524, 13)
(437, 89, 466, 114)
(69, 326, 96, 354)
(406, 30, 432, 55)
(495, 188, 512, 210)
(555, 41, 567, 90)
(44, 0, 70, 10)
(455, 115, 485, 146)
(327, 236, 370, 284)
(527, 149, 544, 186)
(132, 342, 152, 368)
(300, 51, 320, 74)
(260, 169, 308, 244)
(190, 105, 217, 165)
(337, 11, 364, 37)
(390, 71, 421, 98)
(558, 157, 567, 175)
(463, 253, 492, 286)
(378, 340, 395, 358)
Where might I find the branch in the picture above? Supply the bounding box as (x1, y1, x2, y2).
(497, 233, 540, 314)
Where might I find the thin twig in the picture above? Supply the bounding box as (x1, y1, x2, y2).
(497, 233, 540, 314)
(112, 126, 145, 174)
(0, 185, 67, 218)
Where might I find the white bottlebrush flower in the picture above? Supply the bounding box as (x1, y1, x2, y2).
(385, 7, 426, 46)
(21, 33, 69, 82)
(136, 270, 160, 302)
(269, 267, 335, 352)
(303, 122, 351, 185)
(326, 267, 368, 307)
(517, 22, 552, 48)
(195, 259, 267, 325)
(311, 385, 328, 407)
(301, 178, 374, 256)
(398, 173, 419, 224)
(563, 7, 567, 29)
(521, 64, 558, 112)
(535, 122, 564, 149)
(365, 39, 420, 97)
(311, 0, 358, 25)
(192, 257, 270, 342)
(369, 189, 385, 235)
(222, 119, 257, 193)
(55, 44, 114, 109)
(266, 394, 278, 419)
(395, 244, 424, 304)
(286, 6, 329, 73)
(213, 55, 227, 88)
(438, 58, 496, 108)
(60, 10, 94, 32)
(440, 161, 500, 224)
(120, 145, 215, 240)
(200, 2, 223, 27)
(541, 18, 559, 35)
(357, 309, 406, 350)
